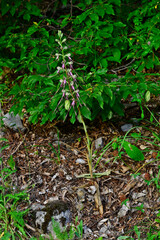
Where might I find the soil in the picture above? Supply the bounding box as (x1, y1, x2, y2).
(1, 104, 160, 239)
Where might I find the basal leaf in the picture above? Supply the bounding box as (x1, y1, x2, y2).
(123, 141, 144, 161)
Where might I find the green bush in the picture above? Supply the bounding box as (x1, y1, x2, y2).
(0, 0, 160, 124)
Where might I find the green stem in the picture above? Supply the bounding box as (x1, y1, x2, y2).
(78, 110, 93, 178)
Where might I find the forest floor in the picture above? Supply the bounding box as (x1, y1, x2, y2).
(2, 101, 160, 240)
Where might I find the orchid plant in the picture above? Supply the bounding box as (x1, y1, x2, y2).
(55, 30, 93, 178)
(55, 30, 103, 214)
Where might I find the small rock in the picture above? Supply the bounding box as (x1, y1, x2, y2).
(118, 201, 130, 217)
(3, 112, 26, 132)
(76, 202, 84, 211)
(76, 158, 86, 164)
(95, 137, 103, 149)
(88, 185, 96, 195)
(51, 172, 59, 181)
(44, 197, 59, 204)
(77, 188, 85, 202)
(132, 191, 146, 200)
(121, 123, 133, 132)
(39, 189, 46, 195)
(0, 129, 5, 138)
(66, 175, 72, 180)
(84, 226, 92, 234)
(98, 218, 108, 227)
(99, 225, 108, 234)
(143, 202, 150, 209)
(87, 194, 94, 202)
(32, 200, 71, 238)
(73, 149, 78, 155)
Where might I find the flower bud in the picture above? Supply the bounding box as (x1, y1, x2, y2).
(62, 63, 65, 69)
(72, 99, 75, 107)
(57, 67, 61, 74)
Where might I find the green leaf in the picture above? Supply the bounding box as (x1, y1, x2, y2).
(105, 4, 114, 15)
(117, 236, 132, 239)
(100, 58, 108, 68)
(1, 232, 11, 240)
(109, 0, 121, 6)
(58, 30, 63, 38)
(112, 48, 121, 62)
(23, 14, 30, 21)
(94, 94, 104, 109)
(114, 22, 126, 27)
(102, 25, 113, 34)
(77, 113, 83, 123)
(108, 110, 113, 119)
(123, 141, 144, 161)
(145, 91, 150, 102)
(27, 26, 37, 35)
(90, 13, 99, 22)
(1, 3, 10, 16)
(7, 156, 16, 170)
(131, 133, 141, 138)
(76, 11, 89, 24)
(104, 87, 113, 101)
(81, 106, 91, 120)
(70, 111, 76, 124)
(65, 100, 70, 110)
(40, 28, 49, 38)
(96, 7, 105, 17)
(62, 0, 67, 6)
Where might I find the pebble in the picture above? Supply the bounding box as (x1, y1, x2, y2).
(32, 200, 72, 237)
(3, 112, 26, 132)
(118, 201, 130, 217)
(132, 191, 146, 200)
(77, 188, 86, 202)
(121, 123, 133, 132)
(88, 185, 96, 195)
(76, 158, 86, 164)
(95, 137, 103, 149)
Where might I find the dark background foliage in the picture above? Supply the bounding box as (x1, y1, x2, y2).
(0, 0, 160, 124)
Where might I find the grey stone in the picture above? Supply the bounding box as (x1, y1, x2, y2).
(121, 123, 133, 132)
(3, 112, 26, 131)
(118, 201, 130, 217)
(95, 137, 103, 149)
(132, 191, 146, 200)
(77, 188, 86, 202)
(76, 158, 86, 164)
(88, 185, 96, 195)
(32, 200, 71, 238)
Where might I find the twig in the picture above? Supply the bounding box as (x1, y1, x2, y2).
(110, 59, 135, 73)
